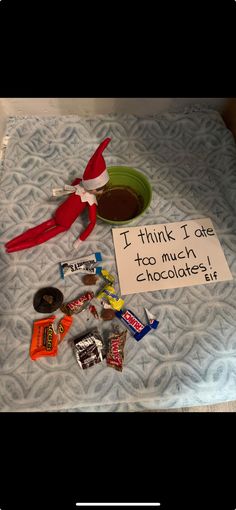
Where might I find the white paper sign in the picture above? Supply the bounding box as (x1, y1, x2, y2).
(112, 218, 233, 295)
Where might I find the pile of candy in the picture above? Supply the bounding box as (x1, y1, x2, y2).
(30, 253, 159, 372)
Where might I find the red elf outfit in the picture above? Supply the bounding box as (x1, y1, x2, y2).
(5, 137, 111, 253)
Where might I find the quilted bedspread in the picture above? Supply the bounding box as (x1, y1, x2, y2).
(1, 107, 236, 412)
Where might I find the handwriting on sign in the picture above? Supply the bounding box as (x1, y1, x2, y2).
(112, 218, 232, 295)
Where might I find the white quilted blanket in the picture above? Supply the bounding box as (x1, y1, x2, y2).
(1, 109, 236, 412)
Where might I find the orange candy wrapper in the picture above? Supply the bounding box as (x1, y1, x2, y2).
(58, 315, 73, 344)
(30, 315, 73, 360)
(30, 315, 58, 360)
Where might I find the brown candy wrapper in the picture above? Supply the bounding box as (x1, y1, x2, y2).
(106, 330, 127, 371)
(73, 330, 104, 369)
(88, 304, 99, 319)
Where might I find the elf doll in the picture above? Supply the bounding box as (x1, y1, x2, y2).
(5, 137, 111, 253)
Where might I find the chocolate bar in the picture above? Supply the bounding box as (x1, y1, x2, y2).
(106, 330, 127, 371)
(61, 291, 94, 315)
(73, 330, 104, 369)
(60, 252, 102, 279)
(115, 308, 159, 341)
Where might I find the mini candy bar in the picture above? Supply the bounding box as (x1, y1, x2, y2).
(73, 330, 104, 369)
(115, 309, 149, 340)
(115, 308, 154, 341)
(144, 308, 159, 330)
(30, 315, 58, 360)
(96, 285, 124, 311)
(61, 291, 94, 315)
(106, 330, 127, 371)
(60, 252, 102, 279)
(57, 315, 73, 344)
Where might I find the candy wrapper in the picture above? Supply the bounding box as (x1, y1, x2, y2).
(73, 330, 104, 369)
(88, 304, 99, 319)
(57, 315, 73, 344)
(60, 252, 102, 279)
(30, 314, 73, 358)
(100, 269, 115, 285)
(115, 308, 159, 341)
(97, 269, 124, 310)
(96, 269, 124, 310)
(30, 315, 58, 360)
(61, 291, 94, 315)
(97, 285, 124, 311)
(145, 308, 159, 329)
(106, 330, 127, 371)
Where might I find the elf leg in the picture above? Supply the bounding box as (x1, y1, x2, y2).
(6, 224, 67, 253)
(5, 219, 56, 249)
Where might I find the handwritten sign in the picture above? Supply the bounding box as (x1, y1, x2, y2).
(112, 218, 233, 295)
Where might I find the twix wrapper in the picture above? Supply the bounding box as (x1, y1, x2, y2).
(106, 330, 127, 372)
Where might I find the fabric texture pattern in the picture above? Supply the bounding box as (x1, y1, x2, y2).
(0, 108, 236, 412)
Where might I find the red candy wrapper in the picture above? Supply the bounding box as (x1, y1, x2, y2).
(88, 304, 99, 319)
(106, 330, 127, 371)
(61, 291, 94, 315)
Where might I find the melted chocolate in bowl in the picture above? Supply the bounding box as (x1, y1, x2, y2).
(97, 186, 144, 222)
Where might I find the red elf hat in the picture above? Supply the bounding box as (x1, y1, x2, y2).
(82, 137, 111, 191)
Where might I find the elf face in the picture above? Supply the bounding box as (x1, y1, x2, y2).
(90, 184, 108, 196)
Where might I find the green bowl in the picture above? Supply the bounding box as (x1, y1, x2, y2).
(97, 166, 152, 225)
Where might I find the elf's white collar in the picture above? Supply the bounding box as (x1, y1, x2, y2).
(52, 184, 98, 206)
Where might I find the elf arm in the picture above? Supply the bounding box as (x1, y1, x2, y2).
(73, 203, 97, 249)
